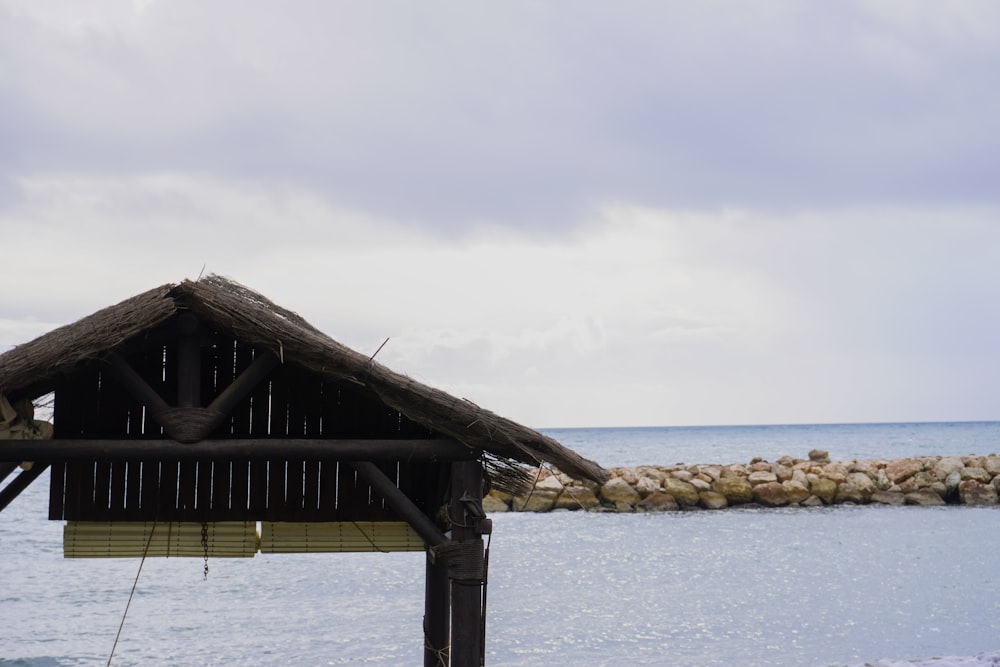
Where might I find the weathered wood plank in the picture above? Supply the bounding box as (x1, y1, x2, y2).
(0, 438, 478, 461)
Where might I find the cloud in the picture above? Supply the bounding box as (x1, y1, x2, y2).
(2, 1, 999, 228)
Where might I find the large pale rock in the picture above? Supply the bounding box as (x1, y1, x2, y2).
(835, 481, 869, 504)
(899, 471, 937, 493)
(513, 489, 558, 512)
(690, 478, 711, 492)
(905, 489, 946, 506)
(752, 481, 789, 507)
(984, 456, 1000, 476)
(791, 469, 810, 487)
(747, 470, 778, 486)
(850, 460, 880, 477)
(782, 480, 810, 504)
(698, 491, 728, 509)
(635, 476, 662, 498)
(959, 480, 998, 505)
(845, 472, 877, 496)
(693, 465, 722, 481)
(637, 492, 680, 512)
(483, 493, 510, 513)
(552, 486, 601, 511)
(875, 469, 892, 491)
(808, 449, 830, 463)
(663, 478, 700, 507)
(772, 464, 793, 482)
(935, 456, 965, 480)
(671, 470, 694, 482)
(810, 477, 838, 505)
(600, 477, 641, 507)
(886, 458, 924, 484)
(534, 475, 565, 493)
(960, 467, 992, 483)
(822, 471, 847, 484)
(712, 476, 753, 504)
(870, 490, 905, 505)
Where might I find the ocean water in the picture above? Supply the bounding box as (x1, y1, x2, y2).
(1, 422, 999, 666)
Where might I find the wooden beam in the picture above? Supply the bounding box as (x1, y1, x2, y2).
(0, 463, 49, 513)
(349, 461, 449, 548)
(104, 352, 171, 417)
(0, 461, 19, 483)
(0, 438, 480, 463)
(207, 351, 279, 418)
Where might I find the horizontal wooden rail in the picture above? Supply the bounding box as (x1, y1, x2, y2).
(0, 438, 480, 462)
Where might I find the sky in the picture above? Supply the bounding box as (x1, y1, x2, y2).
(1, 1, 999, 428)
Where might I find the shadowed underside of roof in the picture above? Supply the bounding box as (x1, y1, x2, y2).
(0, 275, 609, 486)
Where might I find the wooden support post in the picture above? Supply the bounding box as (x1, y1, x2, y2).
(450, 459, 485, 667)
(424, 552, 451, 667)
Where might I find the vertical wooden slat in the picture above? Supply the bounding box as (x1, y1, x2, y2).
(280, 459, 304, 519)
(267, 365, 290, 437)
(48, 462, 66, 520)
(67, 461, 95, 520)
(159, 460, 180, 520)
(229, 459, 250, 519)
(109, 460, 127, 517)
(176, 460, 197, 517)
(336, 462, 359, 519)
(229, 342, 255, 437)
(318, 461, 339, 518)
(249, 460, 269, 517)
(266, 460, 287, 521)
(196, 460, 214, 519)
(92, 460, 112, 519)
(211, 460, 232, 519)
(141, 460, 162, 519)
(303, 459, 321, 516)
(124, 459, 143, 521)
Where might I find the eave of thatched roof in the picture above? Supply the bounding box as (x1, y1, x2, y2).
(0, 275, 609, 485)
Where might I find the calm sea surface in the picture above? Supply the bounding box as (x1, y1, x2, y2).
(2, 422, 999, 666)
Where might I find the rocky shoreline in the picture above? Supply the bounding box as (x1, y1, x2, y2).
(485, 450, 1000, 512)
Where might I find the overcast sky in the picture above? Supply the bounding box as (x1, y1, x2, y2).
(2, 1, 999, 428)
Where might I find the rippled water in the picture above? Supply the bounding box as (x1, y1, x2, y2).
(2, 423, 999, 666)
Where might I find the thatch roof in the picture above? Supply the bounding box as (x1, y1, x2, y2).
(0, 275, 609, 485)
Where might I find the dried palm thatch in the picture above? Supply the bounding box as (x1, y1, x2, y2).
(0, 275, 609, 488)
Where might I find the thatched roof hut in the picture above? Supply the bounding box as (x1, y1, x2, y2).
(0, 275, 609, 666)
(0, 274, 608, 487)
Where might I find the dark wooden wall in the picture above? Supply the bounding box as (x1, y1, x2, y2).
(48, 321, 449, 523)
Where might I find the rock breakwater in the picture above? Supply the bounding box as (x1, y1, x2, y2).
(486, 450, 1000, 512)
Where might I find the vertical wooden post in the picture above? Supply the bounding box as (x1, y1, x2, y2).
(449, 459, 485, 667)
(177, 313, 201, 408)
(424, 552, 450, 667)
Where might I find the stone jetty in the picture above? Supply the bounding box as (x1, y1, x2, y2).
(485, 450, 1000, 513)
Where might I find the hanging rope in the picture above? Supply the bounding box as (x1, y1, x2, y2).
(107, 521, 157, 667)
